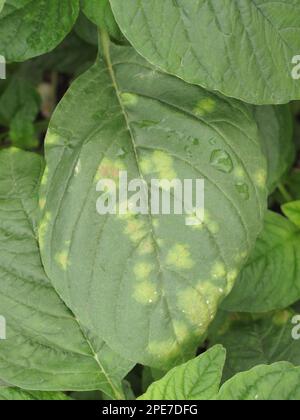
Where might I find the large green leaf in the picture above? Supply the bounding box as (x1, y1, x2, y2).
(0, 148, 132, 399)
(39, 38, 267, 369)
(223, 211, 300, 312)
(110, 0, 300, 105)
(139, 345, 226, 400)
(0, 0, 80, 62)
(254, 105, 294, 193)
(0, 388, 70, 400)
(218, 362, 300, 400)
(209, 310, 300, 381)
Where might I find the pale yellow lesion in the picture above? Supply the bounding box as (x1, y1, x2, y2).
(94, 158, 125, 183)
(147, 339, 181, 361)
(138, 237, 155, 256)
(173, 320, 190, 344)
(226, 270, 239, 292)
(254, 169, 267, 188)
(39, 197, 46, 211)
(55, 250, 70, 271)
(120, 92, 138, 106)
(234, 166, 246, 179)
(46, 131, 60, 147)
(211, 262, 227, 279)
(133, 281, 159, 304)
(40, 166, 49, 187)
(193, 98, 216, 117)
(166, 244, 194, 270)
(134, 262, 154, 280)
(38, 212, 52, 251)
(124, 218, 148, 243)
(177, 288, 209, 331)
(140, 151, 177, 180)
(272, 310, 292, 327)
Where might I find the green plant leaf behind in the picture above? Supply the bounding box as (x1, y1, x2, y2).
(218, 363, 300, 400)
(223, 211, 300, 313)
(282, 201, 300, 228)
(110, 0, 300, 105)
(254, 105, 294, 193)
(0, 148, 133, 399)
(39, 38, 267, 369)
(81, 0, 122, 41)
(0, 0, 80, 62)
(209, 310, 300, 382)
(0, 388, 70, 401)
(139, 345, 226, 400)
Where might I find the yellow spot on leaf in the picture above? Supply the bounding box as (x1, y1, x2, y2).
(46, 131, 60, 146)
(124, 218, 147, 243)
(41, 166, 49, 186)
(177, 288, 209, 331)
(273, 310, 292, 327)
(120, 92, 138, 106)
(211, 262, 226, 279)
(134, 262, 154, 280)
(166, 244, 194, 270)
(193, 98, 216, 117)
(254, 170, 267, 188)
(148, 339, 180, 361)
(138, 237, 155, 255)
(140, 151, 177, 180)
(94, 158, 125, 183)
(39, 212, 51, 251)
(133, 281, 158, 304)
(39, 197, 46, 210)
(55, 251, 69, 271)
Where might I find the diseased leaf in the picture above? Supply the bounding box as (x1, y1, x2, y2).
(218, 363, 300, 400)
(139, 345, 226, 400)
(223, 211, 300, 312)
(0, 0, 80, 62)
(209, 310, 300, 381)
(254, 105, 294, 193)
(82, 0, 122, 40)
(0, 148, 132, 398)
(282, 200, 300, 228)
(110, 0, 300, 105)
(39, 38, 267, 369)
(0, 388, 70, 400)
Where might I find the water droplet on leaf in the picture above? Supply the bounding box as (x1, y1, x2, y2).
(210, 150, 233, 173)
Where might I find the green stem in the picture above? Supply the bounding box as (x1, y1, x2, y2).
(278, 183, 293, 203)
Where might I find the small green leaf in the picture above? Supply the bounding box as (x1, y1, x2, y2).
(223, 211, 300, 312)
(0, 388, 70, 400)
(218, 363, 300, 400)
(0, 0, 80, 62)
(282, 201, 300, 228)
(0, 148, 132, 399)
(39, 40, 267, 369)
(210, 310, 300, 381)
(139, 345, 226, 400)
